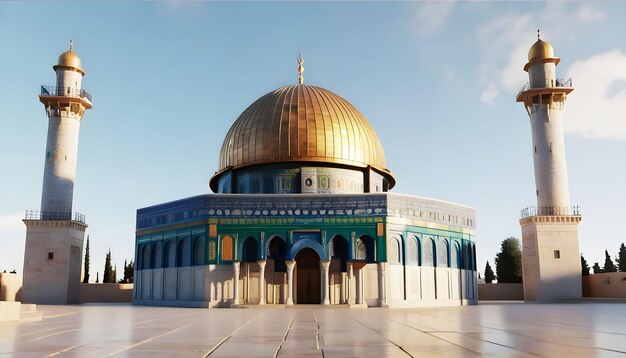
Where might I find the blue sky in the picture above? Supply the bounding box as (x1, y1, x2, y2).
(1, 2, 625, 280)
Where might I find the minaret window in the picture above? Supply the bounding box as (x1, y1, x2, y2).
(553, 250, 560, 259)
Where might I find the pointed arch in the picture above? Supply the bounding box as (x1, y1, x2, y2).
(267, 235, 287, 272)
(408, 235, 420, 265)
(329, 234, 349, 272)
(355, 235, 375, 262)
(423, 237, 435, 267)
(242, 236, 258, 263)
(452, 241, 461, 269)
(221, 235, 233, 261)
(194, 237, 205, 265)
(177, 239, 190, 267)
(437, 238, 449, 267)
(389, 236, 401, 264)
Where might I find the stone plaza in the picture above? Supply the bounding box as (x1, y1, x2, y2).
(1, 302, 625, 357)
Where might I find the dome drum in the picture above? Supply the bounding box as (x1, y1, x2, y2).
(213, 163, 389, 195)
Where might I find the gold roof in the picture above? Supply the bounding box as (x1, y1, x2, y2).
(528, 39, 555, 62)
(53, 41, 84, 75)
(212, 84, 395, 188)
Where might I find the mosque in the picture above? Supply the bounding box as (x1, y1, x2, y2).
(22, 33, 583, 307)
(132, 57, 478, 307)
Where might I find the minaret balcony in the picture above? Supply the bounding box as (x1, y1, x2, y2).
(516, 78, 572, 101)
(520, 205, 581, 221)
(41, 85, 92, 102)
(24, 210, 86, 224)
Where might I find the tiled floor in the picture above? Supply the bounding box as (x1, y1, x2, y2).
(1, 302, 625, 357)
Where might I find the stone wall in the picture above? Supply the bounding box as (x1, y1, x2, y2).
(583, 273, 626, 298)
(79, 283, 133, 303)
(0, 273, 22, 301)
(478, 283, 524, 300)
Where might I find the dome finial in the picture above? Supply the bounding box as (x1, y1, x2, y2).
(297, 53, 304, 84)
(537, 29, 540, 40)
(69, 39, 74, 51)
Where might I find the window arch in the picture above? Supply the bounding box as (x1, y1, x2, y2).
(407, 236, 419, 265)
(242, 237, 258, 263)
(194, 237, 205, 265)
(438, 239, 449, 267)
(177, 239, 190, 267)
(267, 235, 287, 272)
(389, 237, 401, 264)
(151, 242, 162, 269)
(164, 241, 175, 268)
(141, 245, 150, 270)
(329, 235, 349, 272)
(355, 235, 375, 262)
(423, 237, 435, 267)
(452, 241, 461, 269)
(221, 236, 233, 261)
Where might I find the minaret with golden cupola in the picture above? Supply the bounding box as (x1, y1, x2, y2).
(517, 31, 582, 302)
(22, 41, 92, 304)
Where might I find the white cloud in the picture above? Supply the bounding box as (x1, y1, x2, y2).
(481, 84, 499, 104)
(476, 14, 533, 103)
(412, 2, 455, 35)
(578, 6, 606, 23)
(476, 3, 610, 106)
(563, 50, 626, 140)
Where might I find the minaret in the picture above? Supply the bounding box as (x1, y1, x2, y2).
(22, 41, 92, 304)
(517, 32, 582, 301)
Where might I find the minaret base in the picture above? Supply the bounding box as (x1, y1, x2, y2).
(520, 215, 582, 302)
(22, 219, 87, 304)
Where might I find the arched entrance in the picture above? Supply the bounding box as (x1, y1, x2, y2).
(295, 248, 320, 304)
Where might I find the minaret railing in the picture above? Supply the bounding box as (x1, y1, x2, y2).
(520, 205, 581, 218)
(41, 85, 92, 102)
(24, 210, 86, 223)
(517, 78, 573, 96)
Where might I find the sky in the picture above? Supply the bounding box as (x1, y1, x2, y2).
(1, 1, 625, 280)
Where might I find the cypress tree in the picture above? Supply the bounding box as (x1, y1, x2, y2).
(580, 255, 590, 276)
(495, 237, 522, 283)
(82, 235, 90, 283)
(103, 249, 114, 283)
(617, 243, 626, 272)
(484, 261, 496, 283)
(603, 250, 617, 273)
(96, 271, 99, 283)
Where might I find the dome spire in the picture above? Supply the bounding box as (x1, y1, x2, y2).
(537, 29, 540, 40)
(69, 39, 74, 51)
(297, 54, 304, 84)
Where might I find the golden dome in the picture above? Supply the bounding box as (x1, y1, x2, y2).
(528, 39, 555, 62)
(54, 49, 84, 75)
(211, 84, 395, 189)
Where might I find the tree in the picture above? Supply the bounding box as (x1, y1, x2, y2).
(603, 250, 617, 273)
(495, 237, 522, 283)
(113, 264, 117, 283)
(119, 260, 134, 284)
(96, 271, 99, 283)
(592, 262, 603, 274)
(103, 249, 114, 283)
(127, 260, 134, 282)
(484, 261, 496, 283)
(580, 255, 590, 276)
(82, 236, 90, 283)
(617, 243, 626, 272)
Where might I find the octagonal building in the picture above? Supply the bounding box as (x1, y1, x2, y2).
(133, 64, 477, 308)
